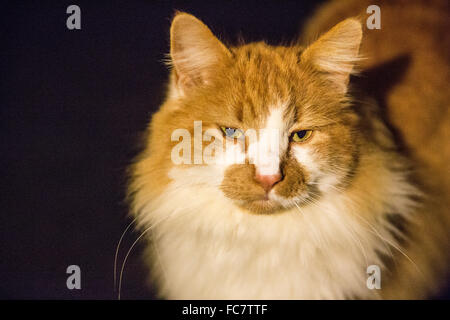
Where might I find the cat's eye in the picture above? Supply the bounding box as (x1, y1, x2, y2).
(291, 130, 313, 142)
(221, 127, 244, 139)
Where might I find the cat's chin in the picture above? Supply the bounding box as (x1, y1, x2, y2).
(233, 192, 314, 214)
(236, 199, 287, 215)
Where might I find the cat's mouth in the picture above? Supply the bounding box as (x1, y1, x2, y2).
(221, 161, 312, 214)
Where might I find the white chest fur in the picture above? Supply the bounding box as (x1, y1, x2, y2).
(137, 169, 415, 299)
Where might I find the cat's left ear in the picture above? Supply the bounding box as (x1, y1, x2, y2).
(300, 18, 362, 94)
(169, 12, 232, 95)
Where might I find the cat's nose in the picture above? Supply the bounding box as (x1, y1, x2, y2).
(255, 173, 282, 192)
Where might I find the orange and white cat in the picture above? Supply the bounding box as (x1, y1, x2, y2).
(128, 1, 449, 299)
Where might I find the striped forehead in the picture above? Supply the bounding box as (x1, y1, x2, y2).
(237, 98, 295, 130)
(230, 46, 299, 126)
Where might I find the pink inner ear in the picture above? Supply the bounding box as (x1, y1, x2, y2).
(174, 69, 209, 93)
(169, 13, 232, 94)
(175, 71, 192, 90)
(300, 18, 362, 94)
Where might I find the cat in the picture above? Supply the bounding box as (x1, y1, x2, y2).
(127, 3, 449, 299)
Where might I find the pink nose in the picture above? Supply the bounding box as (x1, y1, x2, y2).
(255, 173, 282, 192)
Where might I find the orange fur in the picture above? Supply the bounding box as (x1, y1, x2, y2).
(302, 0, 450, 299)
(128, 7, 449, 299)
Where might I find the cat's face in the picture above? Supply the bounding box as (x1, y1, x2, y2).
(164, 13, 363, 214)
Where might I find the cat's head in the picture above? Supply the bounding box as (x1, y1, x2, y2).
(159, 13, 363, 214)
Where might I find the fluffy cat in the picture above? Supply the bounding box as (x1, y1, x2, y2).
(128, 3, 449, 299)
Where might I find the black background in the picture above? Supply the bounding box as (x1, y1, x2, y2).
(1, 0, 448, 299)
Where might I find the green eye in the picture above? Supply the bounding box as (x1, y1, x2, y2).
(221, 127, 243, 139)
(291, 130, 313, 142)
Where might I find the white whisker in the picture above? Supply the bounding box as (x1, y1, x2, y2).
(114, 217, 137, 291)
(118, 210, 183, 300)
(354, 212, 422, 276)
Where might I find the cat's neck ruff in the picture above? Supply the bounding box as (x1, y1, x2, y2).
(135, 152, 417, 299)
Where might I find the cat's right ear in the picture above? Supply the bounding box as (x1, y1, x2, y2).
(169, 12, 231, 96)
(300, 18, 363, 94)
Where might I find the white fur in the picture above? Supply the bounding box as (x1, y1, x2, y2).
(133, 104, 418, 299)
(292, 145, 321, 180)
(292, 142, 343, 194)
(247, 107, 289, 176)
(135, 151, 418, 299)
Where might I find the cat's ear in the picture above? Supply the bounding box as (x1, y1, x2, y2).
(169, 12, 231, 95)
(300, 18, 362, 94)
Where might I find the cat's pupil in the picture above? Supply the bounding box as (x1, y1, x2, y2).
(225, 128, 236, 136)
(296, 130, 307, 138)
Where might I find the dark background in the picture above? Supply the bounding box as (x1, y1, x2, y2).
(0, 0, 448, 299)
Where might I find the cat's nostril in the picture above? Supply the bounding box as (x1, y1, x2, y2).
(255, 173, 282, 192)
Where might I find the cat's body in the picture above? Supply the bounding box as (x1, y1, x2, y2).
(128, 1, 449, 299)
(302, 0, 450, 299)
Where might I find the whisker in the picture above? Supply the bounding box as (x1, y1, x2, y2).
(296, 190, 369, 268)
(354, 212, 421, 276)
(118, 209, 185, 300)
(118, 224, 153, 300)
(293, 203, 315, 243)
(356, 214, 396, 264)
(153, 236, 169, 288)
(294, 199, 324, 246)
(338, 215, 369, 268)
(371, 227, 421, 275)
(114, 217, 137, 291)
